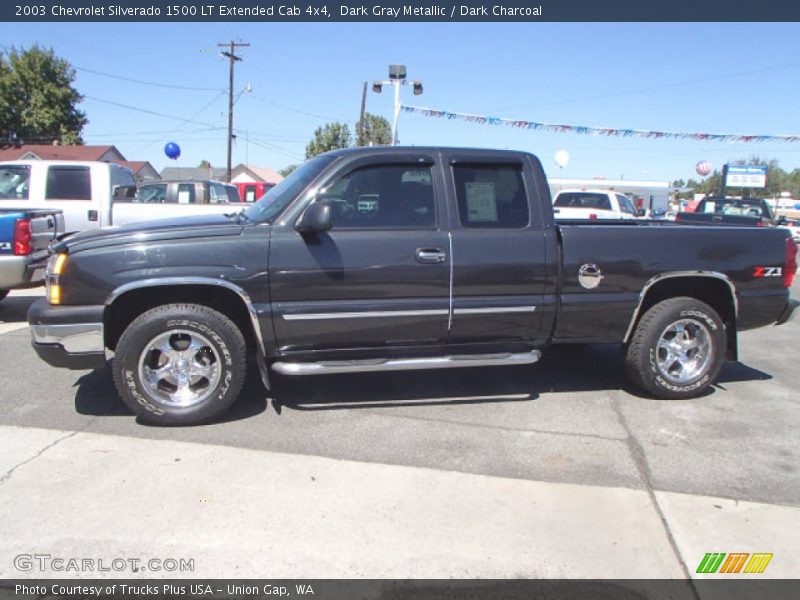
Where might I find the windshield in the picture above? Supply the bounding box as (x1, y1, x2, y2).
(243, 155, 337, 223)
(554, 192, 611, 211)
(0, 165, 31, 199)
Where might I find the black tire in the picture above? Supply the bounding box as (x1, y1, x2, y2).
(0, 289, 8, 302)
(625, 297, 726, 399)
(112, 303, 246, 425)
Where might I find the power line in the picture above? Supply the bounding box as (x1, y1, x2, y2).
(483, 61, 800, 114)
(75, 65, 224, 92)
(83, 95, 223, 129)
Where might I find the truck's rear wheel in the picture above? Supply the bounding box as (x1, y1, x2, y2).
(112, 303, 246, 425)
(0, 290, 8, 302)
(625, 297, 725, 399)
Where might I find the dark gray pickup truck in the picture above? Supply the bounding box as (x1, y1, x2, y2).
(28, 147, 798, 425)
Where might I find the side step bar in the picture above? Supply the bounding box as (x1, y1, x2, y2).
(272, 350, 542, 376)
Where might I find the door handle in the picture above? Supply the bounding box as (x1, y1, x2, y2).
(415, 248, 447, 264)
(88, 210, 99, 222)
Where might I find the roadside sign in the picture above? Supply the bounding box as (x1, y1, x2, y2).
(724, 165, 767, 188)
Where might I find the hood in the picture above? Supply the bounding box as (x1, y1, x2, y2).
(54, 213, 246, 254)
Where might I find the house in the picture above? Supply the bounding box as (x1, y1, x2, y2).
(0, 143, 125, 162)
(231, 164, 284, 186)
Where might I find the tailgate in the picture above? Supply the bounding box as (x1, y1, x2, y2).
(0, 209, 64, 257)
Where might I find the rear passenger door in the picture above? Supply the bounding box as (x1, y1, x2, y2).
(443, 152, 551, 344)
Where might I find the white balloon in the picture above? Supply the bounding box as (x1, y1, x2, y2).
(555, 150, 570, 168)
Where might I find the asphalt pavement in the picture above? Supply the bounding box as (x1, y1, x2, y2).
(0, 285, 798, 580)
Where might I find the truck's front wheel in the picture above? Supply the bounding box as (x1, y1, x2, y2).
(625, 297, 726, 399)
(112, 303, 246, 425)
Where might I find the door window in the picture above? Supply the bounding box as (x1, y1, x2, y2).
(0, 165, 30, 199)
(617, 194, 635, 215)
(176, 184, 196, 204)
(321, 164, 436, 228)
(452, 164, 528, 228)
(137, 184, 168, 203)
(46, 166, 91, 200)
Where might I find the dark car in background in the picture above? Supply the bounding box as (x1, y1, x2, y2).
(136, 180, 242, 205)
(677, 196, 776, 227)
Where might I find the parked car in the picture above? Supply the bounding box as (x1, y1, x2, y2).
(28, 147, 797, 425)
(676, 196, 777, 227)
(777, 217, 800, 243)
(0, 161, 243, 235)
(0, 208, 64, 302)
(552, 189, 643, 220)
(137, 180, 242, 205)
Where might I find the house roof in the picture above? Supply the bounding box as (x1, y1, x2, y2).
(234, 164, 284, 184)
(160, 167, 228, 181)
(0, 144, 123, 162)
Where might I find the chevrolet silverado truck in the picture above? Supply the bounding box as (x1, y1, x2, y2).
(27, 147, 798, 425)
(0, 208, 64, 302)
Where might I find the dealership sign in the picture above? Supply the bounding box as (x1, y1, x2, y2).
(724, 165, 767, 188)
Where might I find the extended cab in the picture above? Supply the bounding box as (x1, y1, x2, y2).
(553, 189, 643, 220)
(27, 147, 798, 425)
(0, 161, 243, 235)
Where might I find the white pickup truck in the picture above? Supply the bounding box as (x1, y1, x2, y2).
(0, 160, 244, 235)
(552, 189, 643, 220)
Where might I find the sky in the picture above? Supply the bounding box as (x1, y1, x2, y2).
(2, 22, 800, 183)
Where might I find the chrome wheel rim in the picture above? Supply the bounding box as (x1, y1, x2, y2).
(137, 329, 221, 408)
(656, 318, 712, 384)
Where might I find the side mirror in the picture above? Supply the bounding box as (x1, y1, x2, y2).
(776, 215, 787, 225)
(636, 208, 646, 217)
(296, 200, 332, 234)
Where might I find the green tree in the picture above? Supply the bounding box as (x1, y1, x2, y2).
(357, 112, 392, 147)
(198, 159, 212, 169)
(279, 164, 298, 177)
(304, 122, 351, 159)
(0, 45, 87, 144)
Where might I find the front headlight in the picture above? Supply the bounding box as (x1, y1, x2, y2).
(45, 253, 68, 305)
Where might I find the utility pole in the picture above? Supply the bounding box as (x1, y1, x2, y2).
(218, 40, 249, 182)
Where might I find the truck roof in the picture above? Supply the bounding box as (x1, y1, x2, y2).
(319, 146, 537, 160)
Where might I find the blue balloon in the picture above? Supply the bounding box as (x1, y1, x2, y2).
(164, 142, 181, 160)
(795, 202, 800, 210)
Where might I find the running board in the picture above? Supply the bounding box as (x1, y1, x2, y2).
(271, 350, 542, 376)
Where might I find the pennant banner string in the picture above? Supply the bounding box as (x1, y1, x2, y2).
(400, 105, 800, 143)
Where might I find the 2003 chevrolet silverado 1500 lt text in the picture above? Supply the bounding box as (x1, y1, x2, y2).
(27, 147, 798, 425)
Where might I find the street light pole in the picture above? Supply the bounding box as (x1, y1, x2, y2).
(392, 79, 401, 145)
(372, 64, 423, 146)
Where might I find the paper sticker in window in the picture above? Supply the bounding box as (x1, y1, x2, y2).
(465, 182, 498, 222)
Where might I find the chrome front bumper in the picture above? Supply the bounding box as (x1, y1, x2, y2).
(30, 322, 104, 354)
(28, 299, 107, 370)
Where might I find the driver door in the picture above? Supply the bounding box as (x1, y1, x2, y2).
(268, 156, 451, 354)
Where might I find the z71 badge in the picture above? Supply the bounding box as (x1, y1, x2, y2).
(753, 266, 782, 278)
